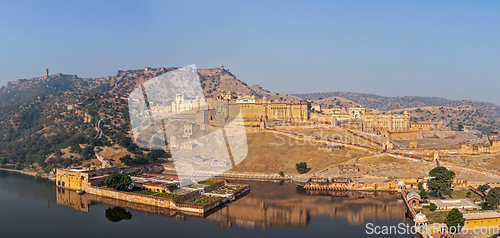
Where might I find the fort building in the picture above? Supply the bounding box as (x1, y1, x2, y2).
(152, 91, 310, 124)
(235, 95, 309, 122)
(325, 107, 411, 133)
(410, 121, 433, 132)
(489, 130, 500, 148)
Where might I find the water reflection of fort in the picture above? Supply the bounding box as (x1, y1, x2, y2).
(57, 181, 408, 229)
(207, 189, 407, 229)
(56, 188, 211, 218)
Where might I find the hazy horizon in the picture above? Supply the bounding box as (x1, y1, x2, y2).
(1, 1, 499, 105)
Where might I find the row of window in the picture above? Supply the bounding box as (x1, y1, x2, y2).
(466, 219, 499, 224)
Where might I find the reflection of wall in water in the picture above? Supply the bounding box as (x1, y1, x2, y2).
(306, 191, 406, 226)
(207, 197, 309, 229)
(57, 187, 407, 229)
(56, 188, 89, 212)
(208, 191, 406, 229)
(56, 188, 202, 218)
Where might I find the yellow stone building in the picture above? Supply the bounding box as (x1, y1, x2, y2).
(328, 107, 411, 132)
(151, 92, 309, 123)
(235, 95, 309, 122)
(56, 169, 89, 191)
(463, 211, 500, 232)
(410, 121, 433, 132)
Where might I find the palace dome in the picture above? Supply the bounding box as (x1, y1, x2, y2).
(397, 180, 406, 187)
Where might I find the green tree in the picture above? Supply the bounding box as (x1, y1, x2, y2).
(132, 155, 148, 165)
(15, 162, 23, 170)
(71, 144, 82, 153)
(295, 162, 308, 174)
(417, 182, 423, 190)
(419, 189, 429, 199)
(278, 171, 284, 177)
(427, 167, 455, 196)
(61, 158, 73, 168)
(429, 203, 437, 211)
(105, 173, 132, 191)
(466, 191, 471, 197)
(0, 157, 7, 166)
(486, 187, 500, 209)
(478, 184, 491, 193)
(80, 145, 95, 160)
(445, 208, 465, 231)
(120, 155, 132, 166)
(43, 165, 53, 173)
(146, 149, 166, 161)
(54, 150, 63, 157)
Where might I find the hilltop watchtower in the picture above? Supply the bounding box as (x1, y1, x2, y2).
(46, 68, 49, 77)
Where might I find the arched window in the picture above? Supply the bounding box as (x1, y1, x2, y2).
(62, 181, 65, 186)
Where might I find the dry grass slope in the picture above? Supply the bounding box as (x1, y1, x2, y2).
(230, 132, 369, 174)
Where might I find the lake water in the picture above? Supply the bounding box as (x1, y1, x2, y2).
(0, 171, 415, 237)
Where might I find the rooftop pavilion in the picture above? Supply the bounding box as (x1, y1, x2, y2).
(427, 199, 480, 211)
(463, 211, 500, 220)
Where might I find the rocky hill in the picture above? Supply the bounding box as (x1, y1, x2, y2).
(197, 66, 303, 102)
(0, 73, 111, 107)
(294, 92, 500, 119)
(0, 66, 302, 171)
(1, 66, 498, 171)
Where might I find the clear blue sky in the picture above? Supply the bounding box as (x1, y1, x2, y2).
(1, 0, 499, 105)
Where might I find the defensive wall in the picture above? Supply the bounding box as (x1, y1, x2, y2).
(56, 169, 250, 214)
(305, 177, 474, 192)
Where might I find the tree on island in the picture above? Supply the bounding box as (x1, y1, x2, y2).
(105, 173, 132, 191)
(486, 187, 500, 209)
(427, 167, 455, 196)
(295, 162, 308, 174)
(445, 208, 465, 231)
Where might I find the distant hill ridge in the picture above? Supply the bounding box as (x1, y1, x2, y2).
(293, 92, 500, 122)
(0, 66, 304, 107)
(0, 65, 498, 168)
(2, 67, 499, 122)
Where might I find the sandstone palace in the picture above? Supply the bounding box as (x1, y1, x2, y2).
(145, 65, 412, 133)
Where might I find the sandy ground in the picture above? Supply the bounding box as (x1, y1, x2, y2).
(229, 132, 369, 175)
(395, 131, 477, 148)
